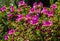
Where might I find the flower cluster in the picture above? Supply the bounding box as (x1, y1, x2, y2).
(0, 1, 60, 41)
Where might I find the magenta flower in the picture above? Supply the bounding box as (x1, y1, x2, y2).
(10, 6, 14, 12)
(29, 20, 38, 25)
(7, 12, 12, 20)
(33, 2, 37, 8)
(1, 6, 6, 12)
(37, 9, 41, 14)
(16, 14, 23, 22)
(29, 8, 35, 13)
(4, 35, 9, 40)
(50, 4, 57, 10)
(18, 1, 25, 6)
(7, 12, 12, 18)
(42, 7, 48, 14)
(43, 20, 52, 26)
(17, 8, 22, 12)
(8, 29, 15, 35)
(38, 2, 43, 7)
(48, 10, 54, 17)
(29, 15, 38, 25)
(32, 15, 38, 21)
(25, 14, 31, 20)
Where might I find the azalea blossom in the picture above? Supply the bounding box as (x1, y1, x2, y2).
(10, 6, 14, 12)
(48, 10, 54, 17)
(17, 8, 22, 12)
(41, 7, 48, 14)
(7, 12, 12, 20)
(7, 12, 12, 18)
(32, 15, 38, 21)
(25, 14, 31, 20)
(37, 9, 41, 14)
(50, 4, 57, 10)
(29, 20, 38, 25)
(29, 15, 38, 25)
(8, 29, 15, 35)
(18, 1, 25, 6)
(4, 35, 9, 40)
(29, 8, 35, 13)
(16, 14, 23, 22)
(43, 20, 52, 26)
(1, 6, 6, 12)
(38, 2, 43, 7)
(33, 2, 37, 8)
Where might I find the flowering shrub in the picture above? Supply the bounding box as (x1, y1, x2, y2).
(0, 1, 60, 41)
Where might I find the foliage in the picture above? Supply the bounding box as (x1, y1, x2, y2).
(0, 0, 60, 41)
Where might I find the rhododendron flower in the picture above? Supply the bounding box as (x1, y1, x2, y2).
(32, 15, 38, 21)
(25, 14, 31, 20)
(29, 20, 38, 25)
(17, 8, 22, 12)
(16, 14, 23, 22)
(1, 6, 6, 12)
(10, 6, 14, 12)
(42, 7, 48, 14)
(8, 29, 15, 35)
(33, 2, 37, 8)
(7, 12, 12, 20)
(7, 12, 12, 18)
(38, 2, 43, 7)
(50, 4, 57, 10)
(29, 15, 38, 25)
(48, 10, 54, 17)
(29, 8, 35, 13)
(18, 1, 25, 6)
(43, 20, 52, 26)
(4, 35, 9, 40)
(37, 9, 41, 14)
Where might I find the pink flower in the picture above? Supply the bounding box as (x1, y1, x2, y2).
(17, 8, 22, 12)
(38, 2, 43, 7)
(10, 6, 14, 12)
(48, 10, 54, 17)
(32, 15, 38, 21)
(8, 29, 15, 35)
(29, 20, 38, 25)
(29, 8, 35, 13)
(50, 4, 57, 10)
(16, 14, 23, 22)
(25, 14, 31, 20)
(7, 12, 12, 20)
(18, 1, 25, 6)
(4, 35, 9, 40)
(29, 15, 38, 25)
(7, 12, 12, 18)
(37, 9, 41, 14)
(42, 7, 48, 14)
(33, 2, 37, 8)
(1, 6, 6, 12)
(43, 20, 52, 26)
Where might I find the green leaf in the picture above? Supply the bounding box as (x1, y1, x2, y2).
(14, 32, 19, 36)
